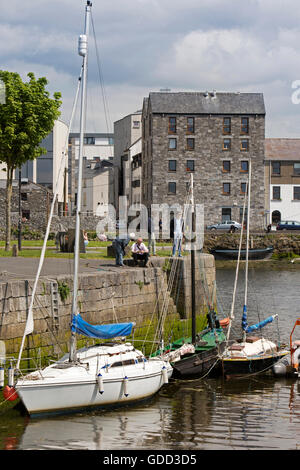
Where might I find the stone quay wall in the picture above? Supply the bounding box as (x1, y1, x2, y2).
(0, 255, 216, 359)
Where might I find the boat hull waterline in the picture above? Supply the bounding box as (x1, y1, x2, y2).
(15, 344, 172, 415)
(222, 350, 288, 377)
(171, 342, 226, 379)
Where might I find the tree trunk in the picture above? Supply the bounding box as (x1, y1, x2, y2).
(5, 166, 13, 251)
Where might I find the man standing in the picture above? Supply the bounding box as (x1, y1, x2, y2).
(172, 212, 184, 257)
(113, 232, 135, 267)
(147, 215, 156, 256)
(131, 237, 149, 267)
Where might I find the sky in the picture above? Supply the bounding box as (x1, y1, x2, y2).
(1, 0, 300, 137)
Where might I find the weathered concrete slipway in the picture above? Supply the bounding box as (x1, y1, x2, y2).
(0, 255, 216, 358)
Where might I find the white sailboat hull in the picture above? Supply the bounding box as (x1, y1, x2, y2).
(15, 344, 173, 416)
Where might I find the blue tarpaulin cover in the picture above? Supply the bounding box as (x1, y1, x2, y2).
(242, 305, 275, 333)
(71, 313, 134, 339)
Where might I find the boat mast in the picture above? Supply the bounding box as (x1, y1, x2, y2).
(190, 173, 196, 344)
(243, 158, 251, 341)
(69, 1, 91, 363)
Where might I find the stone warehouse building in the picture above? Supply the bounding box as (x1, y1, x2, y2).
(0, 179, 54, 234)
(142, 91, 266, 230)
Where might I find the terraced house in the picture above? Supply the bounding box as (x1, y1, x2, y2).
(142, 91, 266, 230)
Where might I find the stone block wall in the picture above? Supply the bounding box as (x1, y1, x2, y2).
(0, 255, 216, 361)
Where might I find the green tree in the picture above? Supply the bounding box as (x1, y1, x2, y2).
(0, 71, 61, 250)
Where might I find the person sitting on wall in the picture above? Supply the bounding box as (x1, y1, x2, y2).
(131, 237, 149, 267)
(113, 232, 135, 267)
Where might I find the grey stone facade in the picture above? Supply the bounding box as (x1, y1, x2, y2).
(142, 92, 266, 230)
(0, 180, 54, 235)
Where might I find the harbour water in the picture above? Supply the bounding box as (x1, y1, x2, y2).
(0, 265, 299, 450)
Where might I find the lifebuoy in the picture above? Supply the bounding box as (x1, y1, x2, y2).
(3, 386, 18, 401)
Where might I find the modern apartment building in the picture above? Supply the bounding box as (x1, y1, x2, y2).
(265, 138, 300, 224)
(142, 91, 266, 229)
(113, 111, 142, 213)
(5, 120, 69, 213)
(68, 132, 114, 214)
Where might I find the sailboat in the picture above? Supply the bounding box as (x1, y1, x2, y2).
(9, 1, 172, 416)
(153, 175, 227, 379)
(220, 160, 288, 377)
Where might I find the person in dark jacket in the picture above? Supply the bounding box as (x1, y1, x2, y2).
(113, 232, 135, 267)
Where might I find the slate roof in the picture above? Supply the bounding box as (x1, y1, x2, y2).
(148, 91, 265, 115)
(265, 138, 300, 161)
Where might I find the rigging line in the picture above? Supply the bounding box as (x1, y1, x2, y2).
(146, 179, 194, 354)
(90, 11, 113, 155)
(149, 189, 193, 353)
(144, 193, 191, 354)
(226, 186, 247, 345)
(16, 71, 82, 370)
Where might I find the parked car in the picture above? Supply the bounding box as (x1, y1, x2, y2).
(206, 220, 242, 231)
(276, 220, 300, 230)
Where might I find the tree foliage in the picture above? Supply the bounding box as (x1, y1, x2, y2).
(0, 71, 62, 250)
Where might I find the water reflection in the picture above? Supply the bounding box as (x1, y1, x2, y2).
(13, 377, 300, 450)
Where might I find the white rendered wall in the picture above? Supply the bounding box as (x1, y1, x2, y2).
(270, 184, 300, 221)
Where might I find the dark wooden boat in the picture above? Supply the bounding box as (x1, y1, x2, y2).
(169, 329, 227, 379)
(211, 246, 273, 260)
(222, 345, 288, 378)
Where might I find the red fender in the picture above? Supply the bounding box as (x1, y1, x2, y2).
(3, 385, 18, 401)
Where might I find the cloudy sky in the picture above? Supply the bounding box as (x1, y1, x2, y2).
(1, 0, 300, 137)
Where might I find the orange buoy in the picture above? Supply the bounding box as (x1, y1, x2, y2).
(3, 385, 18, 401)
(220, 317, 230, 328)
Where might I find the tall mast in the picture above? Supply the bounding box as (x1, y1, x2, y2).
(242, 158, 251, 341)
(69, 1, 92, 362)
(190, 173, 196, 344)
(244, 159, 251, 309)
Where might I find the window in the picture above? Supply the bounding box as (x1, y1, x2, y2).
(84, 137, 95, 145)
(294, 187, 300, 200)
(241, 117, 249, 134)
(168, 138, 177, 150)
(186, 138, 195, 150)
(186, 160, 195, 172)
(21, 192, 28, 201)
(222, 208, 231, 222)
(241, 139, 249, 151)
(272, 161, 281, 175)
(133, 121, 140, 129)
(223, 139, 231, 151)
(223, 117, 231, 134)
(241, 182, 247, 194)
(168, 182, 176, 194)
(223, 161, 231, 172)
(241, 160, 249, 172)
(187, 117, 195, 134)
(22, 209, 30, 221)
(168, 160, 177, 172)
(223, 183, 231, 195)
(273, 186, 281, 200)
(293, 163, 300, 175)
(168, 117, 176, 134)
